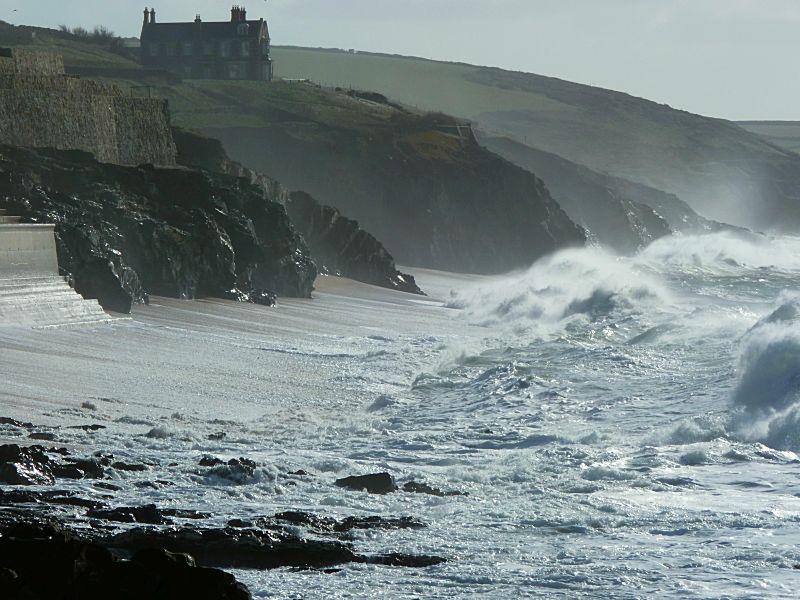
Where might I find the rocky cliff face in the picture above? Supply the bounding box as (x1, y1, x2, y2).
(285, 191, 422, 295)
(0, 145, 316, 312)
(173, 127, 423, 294)
(477, 134, 724, 252)
(205, 110, 585, 275)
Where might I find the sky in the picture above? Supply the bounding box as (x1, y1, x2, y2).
(3, 0, 798, 121)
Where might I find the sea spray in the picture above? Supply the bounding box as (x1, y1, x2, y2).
(730, 295, 800, 450)
(447, 246, 669, 334)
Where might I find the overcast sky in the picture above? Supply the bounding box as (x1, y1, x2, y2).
(4, 0, 798, 120)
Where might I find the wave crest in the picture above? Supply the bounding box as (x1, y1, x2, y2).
(730, 296, 800, 450)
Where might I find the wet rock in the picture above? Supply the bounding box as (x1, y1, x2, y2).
(402, 481, 468, 497)
(208, 432, 226, 441)
(106, 526, 360, 570)
(94, 482, 122, 492)
(334, 472, 397, 494)
(335, 516, 426, 532)
(0, 444, 55, 485)
(227, 519, 254, 529)
(59, 457, 105, 479)
(88, 503, 172, 525)
(199, 455, 224, 467)
(0, 418, 33, 429)
(28, 432, 57, 441)
(273, 512, 425, 533)
(249, 288, 277, 307)
(68, 423, 106, 431)
(362, 553, 446, 568)
(0, 489, 104, 509)
(200, 457, 258, 484)
(286, 191, 424, 295)
(111, 461, 148, 472)
(0, 518, 252, 600)
(0, 144, 318, 312)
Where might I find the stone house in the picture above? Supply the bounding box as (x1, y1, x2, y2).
(139, 6, 273, 81)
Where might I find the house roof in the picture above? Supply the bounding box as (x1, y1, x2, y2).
(141, 19, 269, 42)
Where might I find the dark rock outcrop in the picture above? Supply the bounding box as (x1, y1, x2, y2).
(0, 444, 111, 485)
(273, 511, 425, 533)
(173, 126, 424, 294)
(402, 481, 468, 497)
(0, 145, 317, 312)
(477, 133, 731, 252)
(198, 456, 259, 484)
(205, 110, 586, 275)
(334, 472, 397, 494)
(0, 519, 252, 600)
(286, 191, 423, 294)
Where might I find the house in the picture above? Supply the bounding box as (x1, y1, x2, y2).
(139, 6, 273, 81)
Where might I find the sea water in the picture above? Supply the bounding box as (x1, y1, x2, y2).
(2, 230, 800, 598)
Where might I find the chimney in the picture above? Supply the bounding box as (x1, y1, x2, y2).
(195, 14, 201, 24)
(231, 6, 238, 22)
(241, 7, 247, 21)
(143, 7, 149, 26)
(150, 8, 156, 23)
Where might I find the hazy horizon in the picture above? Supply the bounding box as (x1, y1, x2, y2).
(3, 0, 798, 121)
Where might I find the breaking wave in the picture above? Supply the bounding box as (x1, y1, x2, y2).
(447, 247, 669, 332)
(730, 295, 800, 451)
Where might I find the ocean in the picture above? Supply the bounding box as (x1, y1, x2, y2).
(2, 230, 800, 598)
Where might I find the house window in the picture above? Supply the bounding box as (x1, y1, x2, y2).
(182, 42, 193, 56)
(220, 41, 231, 57)
(165, 43, 175, 57)
(237, 23, 249, 36)
(227, 63, 246, 79)
(203, 41, 215, 56)
(148, 42, 158, 57)
(240, 41, 250, 56)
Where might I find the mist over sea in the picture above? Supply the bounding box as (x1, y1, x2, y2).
(3, 231, 800, 598)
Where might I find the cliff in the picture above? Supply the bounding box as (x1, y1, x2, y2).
(172, 127, 423, 295)
(270, 47, 800, 232)
(0, 144, 317, 312)
(201, 87, 585, 274)
(0, 48, 176, 166)
(476, 134, 727, 251)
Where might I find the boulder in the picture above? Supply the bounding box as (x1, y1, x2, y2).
(334, 472, 397, 494)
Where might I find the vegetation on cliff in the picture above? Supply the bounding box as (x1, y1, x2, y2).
(269, 46, 800, 231)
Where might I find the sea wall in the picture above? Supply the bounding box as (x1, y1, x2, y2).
(0, 223, 59, 277)
(0, 48, 176, 166)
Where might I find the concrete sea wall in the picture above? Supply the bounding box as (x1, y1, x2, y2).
(0, 223, 59, 277)
(0, 48, 176, 166)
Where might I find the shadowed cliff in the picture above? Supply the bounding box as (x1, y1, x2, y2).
(171, 127, 424, 295)
(477, 134, 730, 252)
(202, 98, 585, 274)
(0, 145, 317, 312)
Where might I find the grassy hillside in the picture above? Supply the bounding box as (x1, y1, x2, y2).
(271, 46, 800, 230)
(5, 22, 800, 232)
(738, 121, 800, 154)
(0, 22, 585, 273)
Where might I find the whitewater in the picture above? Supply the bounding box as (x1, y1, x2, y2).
(2, 230, 800, 598)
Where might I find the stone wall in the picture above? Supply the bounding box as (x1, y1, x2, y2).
(0, 48, 176, 166)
